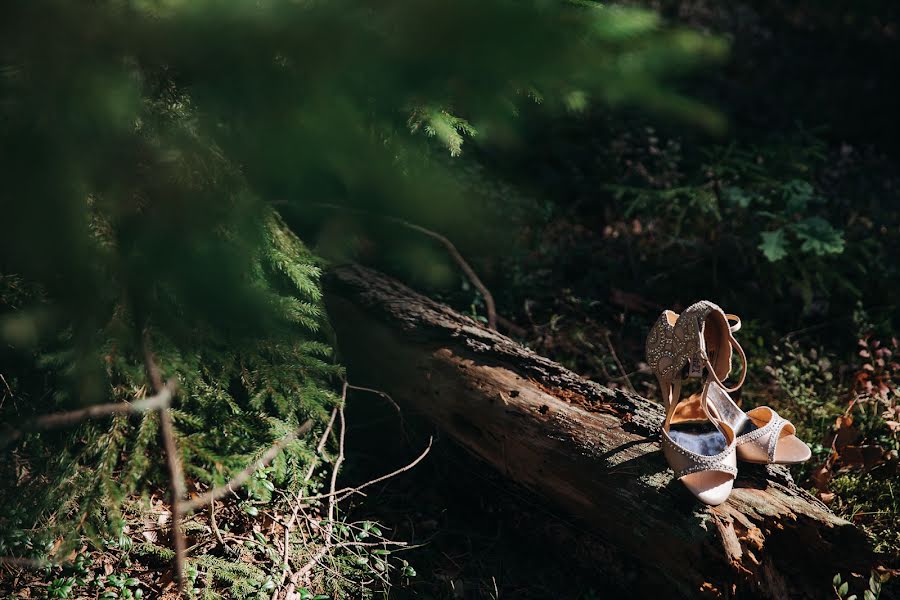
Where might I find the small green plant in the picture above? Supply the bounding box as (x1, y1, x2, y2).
(730, 179, 846, 262)
(98, 572, 142, 600)
(48, 577, 76, 599)
(765, 340, 842, 461)
(833, 571, 887, 600)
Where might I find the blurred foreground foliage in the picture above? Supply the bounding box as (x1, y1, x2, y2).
(0, 0, 729, 596)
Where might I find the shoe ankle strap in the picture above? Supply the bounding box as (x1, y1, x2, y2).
(704, 333, 747, 394)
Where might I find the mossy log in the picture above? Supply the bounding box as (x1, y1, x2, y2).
(324, 263, 874, 599)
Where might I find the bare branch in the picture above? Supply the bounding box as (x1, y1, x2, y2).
(0, 556, 50, 569)
(309, 202, 498, 330)
(180, 419, 314, 514)
(314, 408, 338, 459)
(603, 331, 636, 394)
(141, 331, 187, 595)
(1, 384, 175, 446)
(274, 408, 338, 599)
(283, 385, 348, 599)
(346, 383, 404, 430)
(396, 220, 497, 330)
(303, 436, 432, 503)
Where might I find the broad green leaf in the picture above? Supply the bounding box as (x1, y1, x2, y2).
(792, 217, 845, 256)
(722, 186, 753, 208)
(782, 179, 815, 213)
(759, 229, 788, 262)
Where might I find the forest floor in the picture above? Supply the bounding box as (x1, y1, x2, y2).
(2, 0, 899, 599)
(338, 1, 900, 598)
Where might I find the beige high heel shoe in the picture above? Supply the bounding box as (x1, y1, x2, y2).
(654, 308, 812, 466)
(646, 301, 740, 505)
(700, 314, 812, 465)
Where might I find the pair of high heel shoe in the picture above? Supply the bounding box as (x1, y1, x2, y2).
(646, 301, 811, 505)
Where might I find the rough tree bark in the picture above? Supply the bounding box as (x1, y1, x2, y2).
(324, 263, 874, 599)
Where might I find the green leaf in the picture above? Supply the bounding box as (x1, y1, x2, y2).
(835, 574, 843, 586)
(722, 186, 753, 208)
(243, 504, 259, 517)
(791, 217, 845, 256)
(587, 6, 660, 40)
(864, 590, 876, 600)
(847, 595, 857, 600)
(782, 179, 815, 213)
(564, 90, 588, 113)
(759, 229, 788, 262)
(839, 581, 849, 596)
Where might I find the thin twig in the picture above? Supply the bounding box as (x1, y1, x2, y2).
(398, 220, 497, 330)
(209, 499, 226, 549)
(0, 556, 50, 569)
(303, 436, 433, 503)
(328, 402, 346, 535)
(284, 387, 347, 599)
(142, 330, 187, 594)
(1, 385, 174, 445)
(274, 408, 338, 599)
(180, 419, 314, 514)
(286, 545, 331, 593)
(496, 314, 527, 338)
(309, 202, 497, 330)
(314, 409, 338, 459)
(346, 383, 404, 429)
(603, 331, 636, 394)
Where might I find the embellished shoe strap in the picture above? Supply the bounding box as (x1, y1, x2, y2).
(660, 430, 738, 479)
(703, 335, 747, 394)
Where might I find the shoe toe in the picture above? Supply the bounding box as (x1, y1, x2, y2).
(681, 471, 735, 506)
(774, 434, 812, 464)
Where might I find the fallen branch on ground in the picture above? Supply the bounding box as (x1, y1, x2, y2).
(180, 419, 314, 514)
(1, 384, 175, 446)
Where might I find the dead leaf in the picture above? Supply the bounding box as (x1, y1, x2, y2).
(810, 464, 832, 492)
(837, 445, 885, 471)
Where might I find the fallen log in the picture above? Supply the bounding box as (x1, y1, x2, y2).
(323, 263, 874, 599)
